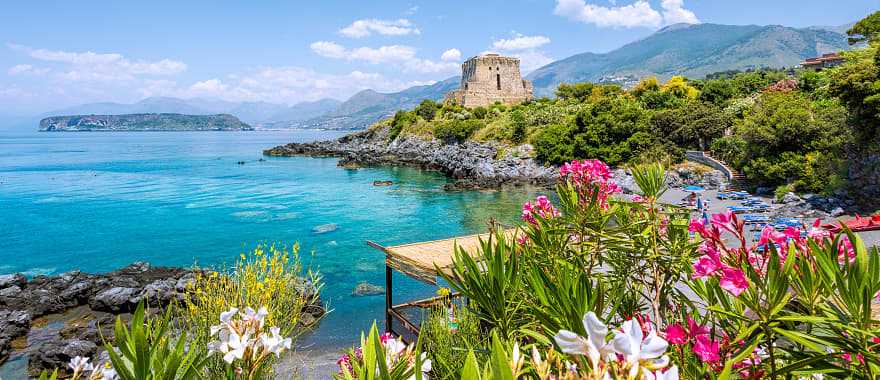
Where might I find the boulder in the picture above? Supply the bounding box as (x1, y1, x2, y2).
(782, 192, 802, 204)
(612, 169, 639, 194)
(89, 287, 139, 313)
(830, 207, 846, 217)
(28, 339, 98, 377)
(0, 274, 26, 289)
(351, 282, 385, 296)
(0, 309, 31, 363)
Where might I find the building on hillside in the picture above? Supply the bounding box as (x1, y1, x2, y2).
(444, 54, 533, 108)
(800, 53, 845, 71)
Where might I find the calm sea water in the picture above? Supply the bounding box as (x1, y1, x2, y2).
(0, 130, 535, 361)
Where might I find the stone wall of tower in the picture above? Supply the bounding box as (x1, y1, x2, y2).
(445, 54, 533, 108)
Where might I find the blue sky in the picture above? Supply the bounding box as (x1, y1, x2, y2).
(0, 0, 876, 115)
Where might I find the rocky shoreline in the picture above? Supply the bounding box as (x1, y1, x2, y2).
(264, 126, 559, 190)
(0, 263, 324, 377)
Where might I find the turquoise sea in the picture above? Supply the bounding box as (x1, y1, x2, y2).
(0, 130, 535, 366)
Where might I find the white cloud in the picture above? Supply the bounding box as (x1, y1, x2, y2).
(310, 41, 457, 74)
(554, 0, 698, 28)
(7, 64, 50, 76)
(510, 50, 555, 74)
(339, 18, 420, 38)
(309, 41, 349, 59)
(492, 34, 551, 51)
(440, 48, 461, 62)
(310, 41, 416, 63)
(660, 0, 699, 24)
(6, 43, 186, 89)
(404, 6, 419, 15)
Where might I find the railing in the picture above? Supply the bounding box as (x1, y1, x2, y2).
(685, 150, 736, 182)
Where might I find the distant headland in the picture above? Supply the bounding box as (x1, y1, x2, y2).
(39, 113, 253, 132)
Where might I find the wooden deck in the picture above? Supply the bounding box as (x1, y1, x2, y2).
(368, 229, 517, 285)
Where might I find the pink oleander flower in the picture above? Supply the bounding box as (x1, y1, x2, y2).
(710, 211, 739, 235)
(719, 266, 748, 296)
(664, 324, 687, 345)
(559, 160, 620, 209)
(692, 254, 721, 279)
(838, 235, 856, 264)
(757, 225, 787, 248)
(693, 335, 721, 363)
(522, 195, 560, 225)
(687, 317, 710, 338)
(632, 194, 645, 203)
(808, 219, 830, 240)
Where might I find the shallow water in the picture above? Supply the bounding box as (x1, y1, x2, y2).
(0, 130, 539, 375)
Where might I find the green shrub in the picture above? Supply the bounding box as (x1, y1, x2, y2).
(434, 119, 484, 142)
(414, 100, 439, 121)
(388, 111, 416, 141)
(107, 302, 208, 380)
(420, 304, 486, 380)
(508, 110, 527, 144)
(532, 123, 575, 164)
(774, 183, 795, 202)
(471, 106, 488, 119)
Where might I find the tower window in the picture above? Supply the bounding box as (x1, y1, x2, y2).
(496, 74, 501, 90)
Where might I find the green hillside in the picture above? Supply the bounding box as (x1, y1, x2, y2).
(527, 23, 851, 97)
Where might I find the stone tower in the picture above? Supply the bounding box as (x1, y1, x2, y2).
(445, 54, 533, 108)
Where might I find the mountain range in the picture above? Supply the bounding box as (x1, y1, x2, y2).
(526, 23, 852, 96)
(28, 22, 853, 131)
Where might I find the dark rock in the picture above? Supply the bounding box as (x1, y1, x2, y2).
(28, 339, 97, 377)
(0, 309, 31, 363)
(782, 192, 802, 204)
(263, 125, 558, 190)
(372, 180, 393, 186)
(0, 286, 21, 298)
(89, 287, 139, 313)
(351, 282, 385, 296)
(0, 274, 26, 289)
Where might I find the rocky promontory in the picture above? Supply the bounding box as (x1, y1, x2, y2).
(0, 263, 324, 376)
(39, 113, 253, 132)
(264, 125, 559, 189)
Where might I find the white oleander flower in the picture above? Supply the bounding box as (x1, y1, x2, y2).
(222, 332, 250, 364)
(554, 311, 612, 369)
(99, 364, 119, 380)
(650, 365, 678, 380)
(611, 319, 670, 379)
(68, 356, 94, 373)
(220, 307, 239, 324)
(260, 326, 292, 357)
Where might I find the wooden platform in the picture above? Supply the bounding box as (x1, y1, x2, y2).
(368, 229, 517, 285)
(367, 229, 517, 337)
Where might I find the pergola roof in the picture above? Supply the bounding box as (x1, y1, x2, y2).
(368, 229, 518, 284)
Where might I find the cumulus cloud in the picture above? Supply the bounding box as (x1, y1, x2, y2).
(138, 66, 435, 104)
(310, 41, 457, 74)
(660, 0, 699, 24)
(5, 43, 186, 88)
(440, 48, 461, 62)
(485, 33, 553, 74)
(553, 0, 698, 28)
(339, 18, 420, 38)
(310, 41, 416, 63)
(510, 50, 555, 74)
(7, 64, 50, 76)
(491, 34, 551, 51)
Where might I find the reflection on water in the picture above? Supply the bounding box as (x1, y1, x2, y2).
(0, 130, 539, 365)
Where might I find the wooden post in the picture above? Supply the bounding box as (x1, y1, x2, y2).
(385, 264, 393, 334)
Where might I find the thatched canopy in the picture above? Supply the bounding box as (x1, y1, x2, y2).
(368, 229, 517, 284)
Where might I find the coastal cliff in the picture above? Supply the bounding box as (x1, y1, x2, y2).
(39, 113, 253, 132)
(264, 125, 559, 189)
